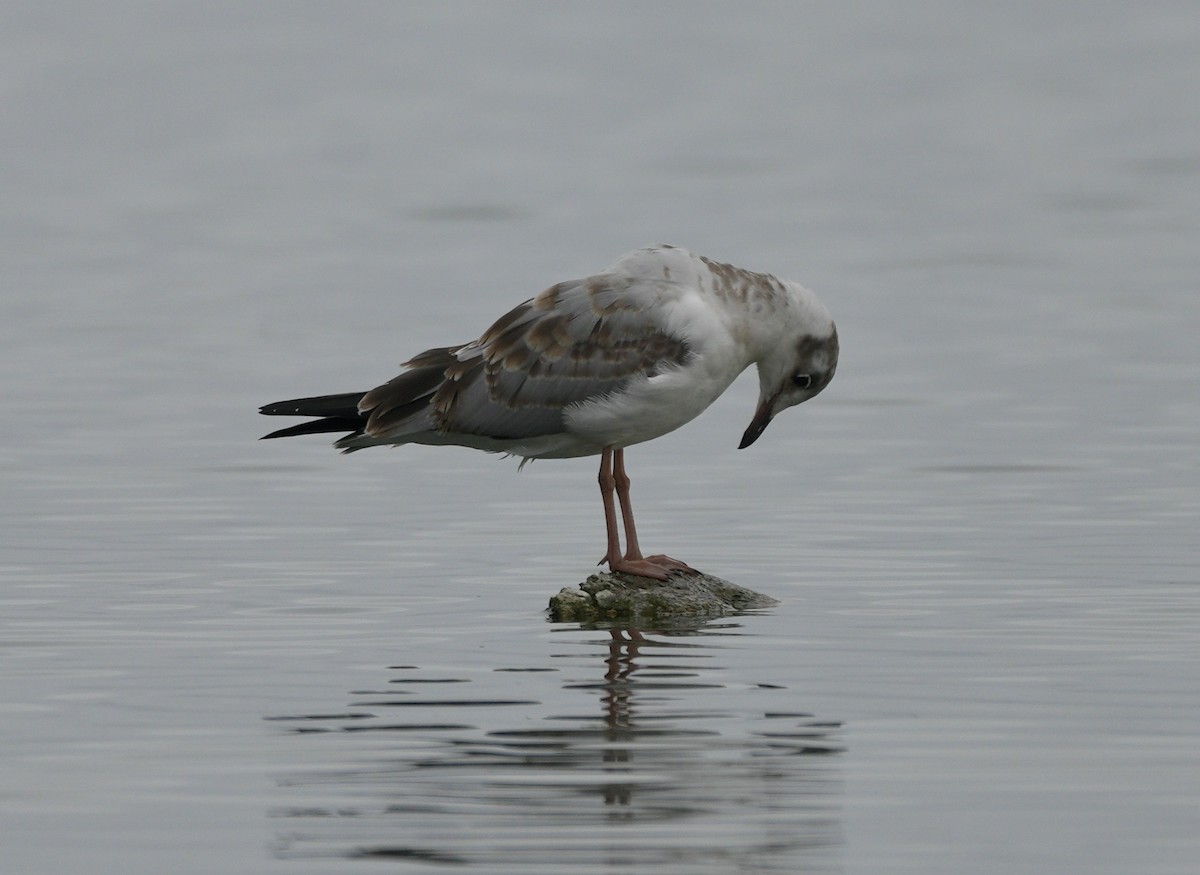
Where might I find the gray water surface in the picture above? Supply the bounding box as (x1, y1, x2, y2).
(3, 3, 1198, 874)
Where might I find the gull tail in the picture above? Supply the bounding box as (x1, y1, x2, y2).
(259, 392, 368, 444)
(260, 347, 458, 451)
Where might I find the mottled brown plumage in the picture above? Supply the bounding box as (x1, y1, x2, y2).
(260, 245, 838, 578)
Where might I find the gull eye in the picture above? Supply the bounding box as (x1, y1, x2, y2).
(792, 373, 812, 389)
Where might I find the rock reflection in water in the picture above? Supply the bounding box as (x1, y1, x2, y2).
(268, 621, 844, 872)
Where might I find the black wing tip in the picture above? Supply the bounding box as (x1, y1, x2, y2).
(259, 392, 369, 441)
(259, 392, 367, 418)
(260, 417, 365, 441)
(259, 398, 308, 416)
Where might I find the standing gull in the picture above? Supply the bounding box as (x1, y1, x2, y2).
(260, 245, 838, 579)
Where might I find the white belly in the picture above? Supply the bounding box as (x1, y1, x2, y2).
(564, 361, 744, 451)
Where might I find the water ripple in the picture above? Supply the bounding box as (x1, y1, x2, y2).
(267, 621, 844, 872)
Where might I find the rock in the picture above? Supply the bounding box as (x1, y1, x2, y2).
(548, 570, 778, 624)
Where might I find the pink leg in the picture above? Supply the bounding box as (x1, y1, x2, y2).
(598, 449, 697, 579)
(598, 448, 627, 571)
(613, 449, 696, 574)
(612, 448, 645, 561)
(598, 448, 677, 580)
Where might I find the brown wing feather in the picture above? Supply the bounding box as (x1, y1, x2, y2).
(359, 346, 460, 437)
(358, 277, 690, 443)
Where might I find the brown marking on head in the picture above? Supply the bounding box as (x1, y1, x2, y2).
(699, 255, 787, 307)
(794, 326, 839, 393)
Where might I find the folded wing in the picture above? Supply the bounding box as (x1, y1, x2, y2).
(358, 275, 691, 445)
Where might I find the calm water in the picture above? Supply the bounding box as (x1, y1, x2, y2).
(2, 3, 1198, 873)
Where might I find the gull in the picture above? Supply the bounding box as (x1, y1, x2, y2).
(260, 244, 838, 579)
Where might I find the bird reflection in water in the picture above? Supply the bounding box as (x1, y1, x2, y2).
(599, 629, 642, 805)
(268, 620, 844, 869)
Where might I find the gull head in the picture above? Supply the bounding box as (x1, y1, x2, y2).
(739, 316, 838, 450)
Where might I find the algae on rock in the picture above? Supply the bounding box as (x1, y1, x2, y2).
(548, 571, 777, 624)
